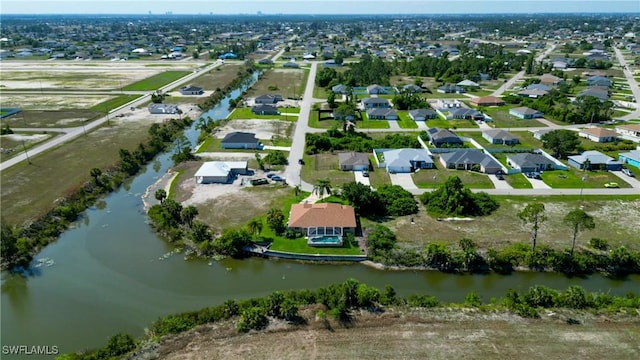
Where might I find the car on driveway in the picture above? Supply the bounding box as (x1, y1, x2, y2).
(622, 168, 635, 177)
(495, 173, 504, 180)
(362, 170, 369, 177)
(298, 158, 305, 165)
(271, 175, 285, 182)
(604, 182, 619, 188)
(266, 173, 275, 179)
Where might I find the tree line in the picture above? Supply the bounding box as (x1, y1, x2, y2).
(59, 279, 640, 359)
(305, 129, 421, 155)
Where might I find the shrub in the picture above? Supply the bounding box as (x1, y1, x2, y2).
(590, 237, 608, 251)
(237, 307, 268, 333)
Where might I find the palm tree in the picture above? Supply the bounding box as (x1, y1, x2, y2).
(563, 209, 596, 255)
(247, 218, 263, 237)
(313, 178, 332, 197)
(293, 185, 301, 197)
(155, 189, 167, 205)
(181, 206, 198, 228)
(90, 167, 102, 185)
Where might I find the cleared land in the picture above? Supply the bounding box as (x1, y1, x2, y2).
(411, 164, 495, 189)
(0, 109, 102, 128)
(196, 119, 294, 152)
(122, 71, 192, 91)
(137, 308, 640, 360)
(0, 133, 59, 162)
(176, 63, 243, 91)
(301, 153, 358, 187)
(246, 68, 308, 99)
(0, 94, 117, 110)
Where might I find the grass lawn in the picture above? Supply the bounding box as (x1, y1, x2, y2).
(300, 153, 357, 187)
(467, 89, 494, 96)
(90, 95, 141, 112)
(359, 113, 391, 129)
(308, 111, 339, 129)
(541, 168, 631, 188)
(0, 132, 61, 162)
(313, 86, 328, 99)
(0, 109, 102, 128)
(182, 63, 243, 91)
(195, 137, 264, 153)
(577, 137, 637, 158)
(227, 107, 298, 121)
(484, 107, 544, 128)
(269, 236, 362, 255)
(512, 131, 544, 149)
(411, 166, 495, 189)
(396, 112, 419, 129)
(122, 71, 192, 91)
(426, 117, 451, 128)
(246, 68, 308, 99)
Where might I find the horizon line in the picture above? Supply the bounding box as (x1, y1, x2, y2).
(3, 11, 640, 15)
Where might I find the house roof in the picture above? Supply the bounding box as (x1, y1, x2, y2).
(470, 96, 505, 106)
(332, 84, 349, 94)
(568, 150, 621, 165)
(483, 129, 518, 141)
(580, 127, 618, 138)
(449, 108, 483, 117)
(221, 132, 259, 143)
(366, 84, 387, 92)
(338, 152, 370, 167)
(366, 108, 397, 117)
(409, 108, 436, 118)
(362, 97, 390, 105)
(428, 128, 461, 142)
(438, 84, 465, 92)
(181, 85, 203, 92)
(383, 148, 433, 168)
(507, 153, 555, 168)
(402, 84, 423, 92)
(457, 79, 480, 87)
(194, 161, 247, 177)
(510, 106, 540, 115)
(617, 124, 640, 132)
(525, 83, 552, 92)
(578, 86, 609, 101)
(539, 74, 562, 84)
(255, 94, 282, 102)
(440, 150, 501, 168)
(288, 203, 357, 228)
(518, 89, 549, 97)
(619, 149, 640, 162)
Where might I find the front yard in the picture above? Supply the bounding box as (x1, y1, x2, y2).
(227, 107, 299, 121)
(411, 166, 495, 189)
(540, 168, 631, 189)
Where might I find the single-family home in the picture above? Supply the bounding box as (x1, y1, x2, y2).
(288, 203, 357, 242)
(482, 129, 520, 145)
(579, 127, 619, 143)
(615, 124, 640, 138)
(332, 84, 350, 94)
(509, 106, 543, 119)
(427, 128, 463, 147)
(457, 79, 480, 88)
(539, 74, 564, 86)
(338, 152, 370, 171)
(362, 97, 390, 109)
(525, 83, 553, 92)
(448, 108, 485, 121)
(179, 85, 204, 95)
(255, 94, 283, 104)
(382, 148, 434, 173)
(517, 88, 549, 98)
(221, 132, 261, 150)
(409, 108, 437, 121)
(577, 87, 609, 102)
(283, 61, 299, 68)
(437, 84, 466, 94)
(148, 103, 179, 114)
(568, 150, 623, 171)
(366, 84, 388, 94)
(470, 96, 505, 107)
(507, 153, 556, 173)
(366, 108, 398, 120)
(439, 150, 502, 174)
(586, 76, 612, 87)
(619, 148, 640, 168)
(194, 161, 249, 184)
(531, 128, 555, 140)
(401, 84, 423, 93)
(251, 104, 280, 115)
(218, 52, 238, 59)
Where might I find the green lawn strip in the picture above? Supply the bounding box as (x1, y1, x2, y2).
(122, 71, 192, 91)
(396, 111, 419, 129)
(227, 107, 298, 121)
(358, 113, 390, 129)
(167, 170, 184, 199)
(467, 89, 494, 96)
(493, 194, 640, 202)
(540, 168, 630, 188)
(411, 167, 494, 189)
(426, 117, 452, 128)
(308, 111, 338, 129)
(300, 153, 356, 187)
(90, 95, 141, 112)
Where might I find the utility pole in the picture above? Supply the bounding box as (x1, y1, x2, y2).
(21, 140, 32, 164)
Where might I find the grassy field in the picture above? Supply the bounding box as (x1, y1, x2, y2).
(484, 107, 544, 128)
(411, 166, 495, 189)
(358, 116, 391, 129)
(227, 107, 298, 121)
(300, 153, 358, 187)
(308, 111, 339, 129)
(0, 132, 61, 162)
(0, 110, 102, 128)
(396, 112, 419, 129)
(246, 68, 308, 99)
(0, 120, 157, 225)
(122, 71, 192, 91)
(89, 95, 142, 112)
(269, 236, 362, 255)
(180, 63, 243, 91)
(540, 168, 631, 189)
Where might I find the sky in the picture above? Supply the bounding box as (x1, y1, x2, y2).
(1, 0, 639, 15)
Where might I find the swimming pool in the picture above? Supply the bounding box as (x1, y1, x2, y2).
(308, 235, 343, 247)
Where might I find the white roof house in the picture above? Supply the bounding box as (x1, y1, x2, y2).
(194, 161, 248, 184)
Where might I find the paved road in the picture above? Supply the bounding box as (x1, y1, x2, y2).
(284, 62, 319, 192)
(609, 170, 640, 189)
(613, 47, 640, 120)
(491, 44, 556, 97)
(0, 61, 224, 171)
(271, 48, 286, 62)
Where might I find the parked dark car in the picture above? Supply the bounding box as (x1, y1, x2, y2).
(250, 178, 269, 186)
(266, 173, 275, 179)
(298, 158, 305, 165)
(271, 175, 285, 182)
(496, 173, 504, 180)
(362, 170, 369, 177)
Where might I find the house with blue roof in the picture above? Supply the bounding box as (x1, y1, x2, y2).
(619, 148, 640, 169)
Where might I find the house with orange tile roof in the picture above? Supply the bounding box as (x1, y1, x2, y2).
(579, 127, 619, 143)
(288, 203, 357, 246)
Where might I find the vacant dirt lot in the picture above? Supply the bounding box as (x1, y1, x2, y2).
(214, 119, 293, 140)
(0, 94, 116, 110)
(132, 308, 640, 360)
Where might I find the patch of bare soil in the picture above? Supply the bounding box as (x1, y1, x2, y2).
(129, 308, 640, 360)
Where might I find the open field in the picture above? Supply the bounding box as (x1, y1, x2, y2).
(246, 68, 308, 99)
(0, 109, 102, 128)
(540, 168, 631, 189)
(380, 197, 640, 251)
(0, 132, 61, 162)
(143, 308, 640, 360)
(175, 63, 243, 91)
(227, 107, 299, 121)
(301, 153, 357, 187)
(0, 106, 201, 225)
(122, 71, 192, 91)
(0, 94, 117, 110)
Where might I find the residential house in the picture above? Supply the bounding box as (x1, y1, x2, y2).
(381, 148, 434, 173)
(568, 150, 623, 171)
(457, 79, 480, 88)
(409, 108, 437, 121)
(531, 128, 555, 140)
(288, 203, 357, 241)
(366, 108, 398, 120)
(507, 153, 556, 173)
(332, 84, 350, 94)
(194, 161, 249, 184)
(401, 84, 423, 93)
(577, 87, 609, 102)
(218, 52, 238, 59)
(221, 132, 261, 150)
(362, 97, 390, 109)
(439, 150, 502, 174)
(470, 96, 505, 107)
(615, 124, 640, 138)
(427, 128, 463, 147)
(482, 129, 520, 145)
(366, 84, 388, 94)
(509, 106, 543, 119)
(619, 148, 640, 168)
(179, 85, 204, 95)
(579, 127, 619, 143)
(518, 89, 549, 98)
(251, 104, 280, 115)
(586, 76, 612, 87)
(448, 108, 484, 121)
(338, 152, 370, 171)
(539, 74, 564, 86)
(148, 103, 179, 114)
(283, 61, 299, 68)
(525, 83, 553, 92)
(437, 84, 466, 94)
(255, 94, 283, 104)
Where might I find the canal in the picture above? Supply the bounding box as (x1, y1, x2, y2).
(1, 73, 638, 359)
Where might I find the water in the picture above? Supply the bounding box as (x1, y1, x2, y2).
(2, 72, 638, 359)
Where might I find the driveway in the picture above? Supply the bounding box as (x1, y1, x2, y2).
(387, 120, 400, 130)
(353, 170, 371, 187)
(526, 176, 552, 189)
(416, 121, 428, 129)
(609, 170, 640, 188)
(262, 145, 291, 151)
(389, 172, 417, 189)
(488, 173, 513, 189)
